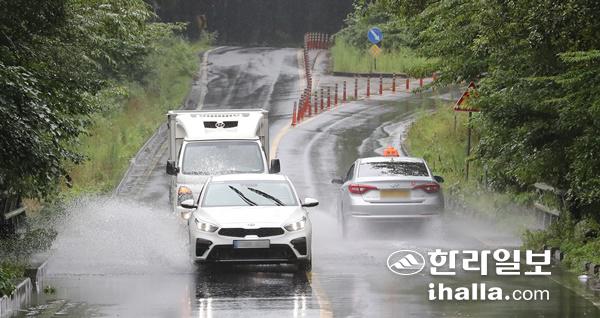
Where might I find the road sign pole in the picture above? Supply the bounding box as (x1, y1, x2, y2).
(465, 111, 472, 180)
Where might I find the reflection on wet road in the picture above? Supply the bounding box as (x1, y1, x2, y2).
(18, 47, 600, 317)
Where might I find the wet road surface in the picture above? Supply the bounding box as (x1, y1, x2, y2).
(17, 47, 600, 317)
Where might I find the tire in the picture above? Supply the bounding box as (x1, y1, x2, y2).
(297, 258, 312, 272)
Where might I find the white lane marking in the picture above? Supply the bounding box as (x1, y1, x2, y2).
(196, 46, 225, 110)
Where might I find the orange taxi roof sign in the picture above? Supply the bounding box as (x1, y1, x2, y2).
(383, 146, 400, 157)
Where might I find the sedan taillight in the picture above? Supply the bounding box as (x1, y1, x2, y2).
(348, 184, 378, 194)
(412, 182, 440, 193)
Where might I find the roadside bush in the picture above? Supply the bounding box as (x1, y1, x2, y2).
(0, 263, 24, 297)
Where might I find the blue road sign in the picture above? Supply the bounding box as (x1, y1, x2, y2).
(368, 27, 383, 44)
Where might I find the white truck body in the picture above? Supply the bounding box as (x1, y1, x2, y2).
(166, 109, 278, 209)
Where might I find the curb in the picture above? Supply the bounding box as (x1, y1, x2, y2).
(0, 278, 32, 317)
(24, 260, 47, 293)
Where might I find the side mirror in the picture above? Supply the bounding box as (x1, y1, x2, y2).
(166, 160, 179, 175)
(331, 178, 344, 185)
(180, 199, 197, 209)
(434, 175, 445, 183)
(270, 159, 281, 174)
(301, 198, 319, 208)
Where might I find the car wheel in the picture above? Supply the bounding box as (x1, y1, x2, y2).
(297, 258, 312, 272)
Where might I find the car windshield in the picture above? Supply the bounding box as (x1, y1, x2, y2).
(202, 181, 298, 207)
(358, 161, 429, 177)
(182, 141, 264, 175)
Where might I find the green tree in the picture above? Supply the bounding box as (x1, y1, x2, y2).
(0, 0, 176, 198)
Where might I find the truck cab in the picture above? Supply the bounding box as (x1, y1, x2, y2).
(165, 109, 280, 209)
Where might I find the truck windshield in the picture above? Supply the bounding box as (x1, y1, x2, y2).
(202, 181, 298, 207)
(181, 141, 265, 175)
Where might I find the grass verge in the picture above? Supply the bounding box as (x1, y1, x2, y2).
(406, 102, 600, 272)
(67, 36, 210, 194)
(331, 37, 438, 77)
(404, 103, 536, 232)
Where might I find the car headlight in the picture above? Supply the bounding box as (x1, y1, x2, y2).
(284, 216, 307, 232)
(194, 218, 218, 232)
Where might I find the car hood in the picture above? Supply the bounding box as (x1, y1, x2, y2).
(195, 206, 305, 228)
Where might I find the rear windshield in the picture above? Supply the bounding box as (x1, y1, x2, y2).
(182, 141, 264, 175)
(202, 181, 298, 207)
(358, 161, 429, 177)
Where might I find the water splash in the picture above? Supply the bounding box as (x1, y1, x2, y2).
(47, 196, 191, 276)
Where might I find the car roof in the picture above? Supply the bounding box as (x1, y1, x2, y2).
(209, 173, 289, 182)
(357, 156, 426, 164)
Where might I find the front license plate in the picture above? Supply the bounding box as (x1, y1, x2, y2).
(380, 189, 410, 199)
(233, 240, 270, 249)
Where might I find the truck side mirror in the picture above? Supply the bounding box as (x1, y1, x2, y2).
(270, 159, 281, 173)
(166, 160, 179, 175)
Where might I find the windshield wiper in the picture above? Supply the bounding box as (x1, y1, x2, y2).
(228, 186, 257, 206)
(247, 187, 284, 206)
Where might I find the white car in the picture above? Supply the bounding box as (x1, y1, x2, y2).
(181, 174, 317, 271)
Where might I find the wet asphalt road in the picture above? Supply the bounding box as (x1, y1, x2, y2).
(20, 47, 600, 317)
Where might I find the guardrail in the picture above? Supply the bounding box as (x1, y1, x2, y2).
(0, 195, 26, 237)
(532, 182, 563, 228)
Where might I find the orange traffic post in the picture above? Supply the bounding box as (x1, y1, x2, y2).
(366, 76, 370, 97)
(327, 87, 331, 110)
(291, 102, 297, 127)
(392, 74, 396, 92)
(307, 92, 312, 117)
(343, 81, 347, 103)
(406, 78, 410, 91)
(419, 78, 423, 88)
(354, 77, 358, 100)
(300, 98, 305, 120)
(379, 74, 383, 95)
(320, 88, 324, 111)
(334, 83, 338, 107)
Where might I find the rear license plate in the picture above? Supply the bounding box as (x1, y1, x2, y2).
(380, 189, 410, 199)
(233, 240, 270, 249)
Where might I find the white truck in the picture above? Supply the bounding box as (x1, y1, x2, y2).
(166, 109, 280, 209)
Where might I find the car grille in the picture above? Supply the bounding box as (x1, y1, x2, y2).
(218, 227, 285, 238)
(206, 244, 296, 261)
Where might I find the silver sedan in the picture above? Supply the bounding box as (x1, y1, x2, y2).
(332, 156, 444, 236)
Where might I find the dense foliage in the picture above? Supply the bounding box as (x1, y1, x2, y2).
(0, 262, 23, 296)
(0, 0, 180, 198)
(341, 0, 600, 218)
